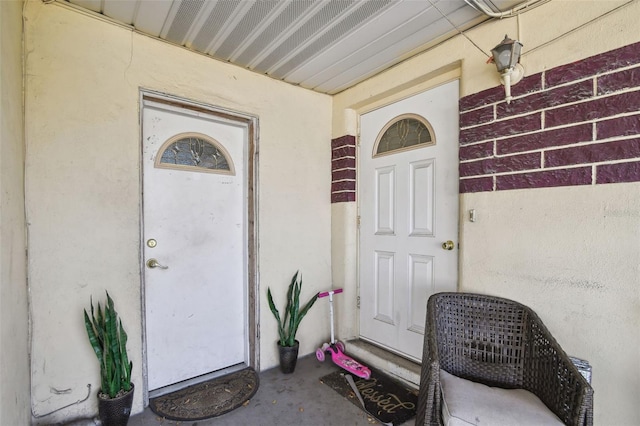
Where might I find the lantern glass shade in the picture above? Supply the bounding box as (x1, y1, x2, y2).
(491, 35, 522, 72)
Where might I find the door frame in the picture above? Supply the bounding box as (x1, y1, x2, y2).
(138, 89, 259, 404)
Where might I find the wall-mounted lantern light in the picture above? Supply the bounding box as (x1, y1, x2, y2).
(489, 35, 524, 104)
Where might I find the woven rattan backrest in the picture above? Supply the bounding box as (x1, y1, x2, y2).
(433, 293, 529, 388)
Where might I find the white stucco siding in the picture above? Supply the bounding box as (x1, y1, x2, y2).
(0, 0, 30, 425)
(24, 0, 332, 422)
(460, 183, 640, 425)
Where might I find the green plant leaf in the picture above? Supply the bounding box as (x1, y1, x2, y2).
(287, 275, 301, 346)
(267, 288, 286, 346)
(297, 292, 319, 323)
(95, 302, 105, 345)
(84, 309, 103, 363)
(105, 292, 122, 398)
(119, 319, 132, 391)
(282, 272, 296, 334)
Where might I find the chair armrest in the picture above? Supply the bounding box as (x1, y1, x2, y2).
(416, 360, 442, 426)
(524, 315, 594, 426)
(416, 297, 444, 426)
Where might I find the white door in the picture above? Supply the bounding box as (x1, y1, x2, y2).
(142, 97, 248, 391)
(359, 81, 459, 361)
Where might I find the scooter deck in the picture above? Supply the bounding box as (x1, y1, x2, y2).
(330, 349, 371, 379)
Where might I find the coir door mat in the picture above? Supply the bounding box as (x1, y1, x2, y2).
(320, 366, 418, 425)
(149, 367, 259, 421)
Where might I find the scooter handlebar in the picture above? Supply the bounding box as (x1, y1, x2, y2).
(318, 288, 343, 298)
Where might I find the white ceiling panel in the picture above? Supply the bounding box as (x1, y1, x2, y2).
(62, 0, 540, 94)
(239, 1, 324, 69)
(70, 0, 101, 13)
(268, 1, 395, 78)
(211, 0, 281, 60)
(134, 1, 174, 37)
(102, 0, 137, 25)
(255, 1, 376, 75)
(188, 1, 239, 52)
(289, 1, 468, 90)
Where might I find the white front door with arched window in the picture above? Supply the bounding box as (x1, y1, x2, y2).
(141, 96, 251, 393)
(359, 81, 459, 361)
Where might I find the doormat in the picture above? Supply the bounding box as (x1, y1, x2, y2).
(149, 367, 259, 421)
(320, 366, 418, 425)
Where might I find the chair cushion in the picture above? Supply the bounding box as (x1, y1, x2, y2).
(440, 369, 564, 426)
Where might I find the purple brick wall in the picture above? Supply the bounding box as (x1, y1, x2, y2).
(459, 41, 640, 193)
(331, 135, 356, 203)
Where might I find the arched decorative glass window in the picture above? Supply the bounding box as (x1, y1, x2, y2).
(155, 132, 235, 175)
(373, 114, 435, 157)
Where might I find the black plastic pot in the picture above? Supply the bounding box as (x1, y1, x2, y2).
(278, 340, 299, 374)
(98, 383, 134, 426)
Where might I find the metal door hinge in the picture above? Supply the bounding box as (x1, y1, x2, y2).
(357, 215, 361, 228)
(356, 296, 360, 309)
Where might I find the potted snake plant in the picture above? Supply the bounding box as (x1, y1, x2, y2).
(84, 291, 134, 426)
(267, 271, 318, 373)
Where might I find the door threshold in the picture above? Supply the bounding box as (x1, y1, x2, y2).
(148, 362, 247, 399)
(345, 339, 421, 390)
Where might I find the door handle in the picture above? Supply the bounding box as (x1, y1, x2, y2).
(146, 258, 169, 269)
(441, 240, 455, 250)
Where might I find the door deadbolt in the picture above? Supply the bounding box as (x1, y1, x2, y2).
(147, 239, 157, 248)
(442, 240, 455, 250)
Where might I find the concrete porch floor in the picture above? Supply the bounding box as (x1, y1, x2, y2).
(128, 355, 417, 426)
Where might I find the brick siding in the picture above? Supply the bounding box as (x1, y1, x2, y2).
(331, 135, 356, 203)
(459, 41, 640, 193)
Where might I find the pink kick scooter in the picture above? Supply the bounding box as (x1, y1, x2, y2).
(316, 288, 371, 380)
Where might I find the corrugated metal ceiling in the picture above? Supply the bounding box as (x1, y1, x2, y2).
(62, 0, 527, 94)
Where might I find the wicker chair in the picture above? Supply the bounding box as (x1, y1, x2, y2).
(416, 292, 593, 426)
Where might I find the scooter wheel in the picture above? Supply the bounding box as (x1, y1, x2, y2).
(336, 340, 346, 352)
(315, 348, 325, 362)
(321, 343, 330, 352)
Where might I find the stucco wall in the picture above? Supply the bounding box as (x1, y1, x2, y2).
(459, 183, 639, 423)
(0, 0, 30, 424)
(24, 0, 332, 422)
(332, 1, 640, 424)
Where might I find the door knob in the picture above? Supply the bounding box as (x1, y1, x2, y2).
(146, 258, 168, 269)
(442, 240, 455, 250)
